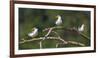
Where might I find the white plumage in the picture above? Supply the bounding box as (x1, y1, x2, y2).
(55, 15, 62, 26)
(28, 27, 38, 37)
(78, 24, 85, 32)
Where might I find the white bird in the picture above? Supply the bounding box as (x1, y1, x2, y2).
(28, 27, 38, 38)
(55, 15, 62, 26)
(78, 24, 85, 32)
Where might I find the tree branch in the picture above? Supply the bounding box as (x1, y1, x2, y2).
(39, 41, 42, 49)
(20, 37, 59, 44)
(67, 41, 85, 46)
(56, 40, 85, 48)
(80, 32, 90, 40)
(20, 36, 85, 47)
(19, 26, 87, 48)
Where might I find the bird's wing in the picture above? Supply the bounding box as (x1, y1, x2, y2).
(28, 32, 34, 37)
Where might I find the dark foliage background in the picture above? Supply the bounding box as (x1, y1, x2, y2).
(18, 8, 90, 50)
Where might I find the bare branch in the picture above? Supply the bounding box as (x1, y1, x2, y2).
(20, 37, 59, 44)
(43, 26, 89, 40)
(20, 36, 85, 47)
(19, 26, 87, 48)
(80, 33, 90, 40)
(45, 28, 53, 37)
(56, 41, 85, 48)
(68, 41, 85, 46)
(39, 41, 42, 49)
(56, 43, 68, 48)
(52, 31, 68, 44)
(43, 26, 63, 32)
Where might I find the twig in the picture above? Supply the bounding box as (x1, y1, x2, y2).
(68, 41, 85, 46)
(43, 26, 63, 32)
(20, 37, 85, 47)
(21, 38, 25, 41)
(52, 31, 68, 44)
(80, 33, 90, 40)
(56, 43, 68, 48)
(19, 36, 67, 45)
(39, 41, 42, 49)
(45, 28, 53, 37)
(44, 26, 68, 44)
(20, 37, 59, 44)
(56, 41, 85, 47)
(43, 26, 63, 41)
(71, 28, 90, 40)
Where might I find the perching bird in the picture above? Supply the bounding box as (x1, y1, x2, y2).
(55, 15, 62, 26)
(28, 27, 38, 38)
(78, 24, 85, 32)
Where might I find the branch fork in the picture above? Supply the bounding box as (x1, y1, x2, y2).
(20, 26, 88, 49)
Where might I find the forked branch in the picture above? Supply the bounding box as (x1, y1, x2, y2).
(19, 26, 88, 48)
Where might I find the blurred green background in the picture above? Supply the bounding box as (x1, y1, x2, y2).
(18, 8, 90, 50)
